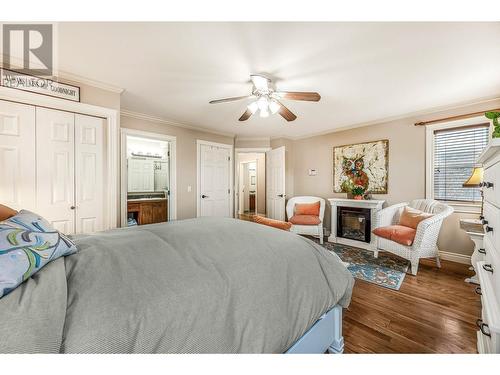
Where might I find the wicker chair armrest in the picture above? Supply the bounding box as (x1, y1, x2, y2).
(412, 206, 454, 250)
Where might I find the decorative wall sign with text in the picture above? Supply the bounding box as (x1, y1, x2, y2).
(0, 68, 80, 102)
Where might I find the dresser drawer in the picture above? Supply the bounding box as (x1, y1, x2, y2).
(484, 235, 500, 306)
(483, 202, 499, 250)
(483, 160, 500, 208)
(477, 260, 500, 353)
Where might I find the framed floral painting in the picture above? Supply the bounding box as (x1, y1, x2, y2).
(333, 139, 389, 194)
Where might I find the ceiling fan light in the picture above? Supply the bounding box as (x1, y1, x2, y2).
(269, 100, 281, 114)
(259, 108, 269, 118)
(247, 101, 258, 114)
(257, 96, 269, 111)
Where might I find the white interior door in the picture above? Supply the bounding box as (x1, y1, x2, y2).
(198, 143, 231, 217)
(238, 163, 245, 215)
(75, 114, 104, 234)
(266, 146, 286, 221)
(36, 107, 75, 234)
(0, 100, 36, 211)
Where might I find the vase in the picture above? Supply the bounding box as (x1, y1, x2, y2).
(353, 195, 363, 200)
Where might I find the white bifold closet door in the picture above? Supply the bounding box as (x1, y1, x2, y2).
(36, 107, 104, 234)
(0, 101, 36, 211)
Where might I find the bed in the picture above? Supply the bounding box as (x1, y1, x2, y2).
(0, 216, 354, 353)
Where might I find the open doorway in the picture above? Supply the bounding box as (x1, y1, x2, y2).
(235, 150, 267, 220)
(120, 129, 177, 227)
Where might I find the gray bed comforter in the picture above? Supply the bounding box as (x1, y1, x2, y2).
(0, 217, 354, 353)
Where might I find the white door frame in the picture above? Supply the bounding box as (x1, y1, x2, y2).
(0, 86, 119, 231)
(234, 147, 270, 217)
(197, 139, 234, 217)
(238, 160, 258, 215)
(120, 128, 177, 226)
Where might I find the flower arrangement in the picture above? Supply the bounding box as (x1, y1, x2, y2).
(485, 111, 500, 138)
(351, 185, 366, 200)
(342, 179, 366, 199)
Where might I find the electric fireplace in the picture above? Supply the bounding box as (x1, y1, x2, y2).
(337, 206, 371, 243)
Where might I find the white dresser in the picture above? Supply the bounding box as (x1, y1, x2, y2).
(476, 138, 500, 353)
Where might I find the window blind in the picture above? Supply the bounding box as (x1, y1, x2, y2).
(433, 124, 489, 202)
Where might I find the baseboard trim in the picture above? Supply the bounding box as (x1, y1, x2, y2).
(439, 251, 471, 265)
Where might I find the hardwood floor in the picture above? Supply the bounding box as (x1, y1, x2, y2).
(238, 216, 481, 353)
(343, 258, 481, 353)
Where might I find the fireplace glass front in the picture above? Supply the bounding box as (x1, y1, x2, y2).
(337, 206, 371, 243)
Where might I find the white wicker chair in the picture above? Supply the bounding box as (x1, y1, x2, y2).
(373, 199, 454, 275)
(286, 196, 325, 244)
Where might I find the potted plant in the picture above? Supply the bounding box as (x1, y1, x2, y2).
(485, 111, 500, 138)
(351, 185, 366, 200)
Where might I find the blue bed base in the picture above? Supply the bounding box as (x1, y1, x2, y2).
(285, 305, 344, 354)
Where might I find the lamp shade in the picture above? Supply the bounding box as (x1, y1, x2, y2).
(462, 167, 484, 187)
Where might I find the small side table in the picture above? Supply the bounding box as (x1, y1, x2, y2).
(460, 219, 485, 285)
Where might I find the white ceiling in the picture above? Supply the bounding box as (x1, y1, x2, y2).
(57, 22, 500, 138)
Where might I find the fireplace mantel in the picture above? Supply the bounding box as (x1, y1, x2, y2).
(328, 198, 385, 252)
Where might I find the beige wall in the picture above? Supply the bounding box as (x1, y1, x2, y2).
(278, 99, 500, 256)
(121, 115, 234, 220)
(238, 153, 266, 214)
(235, 138, 270, 149)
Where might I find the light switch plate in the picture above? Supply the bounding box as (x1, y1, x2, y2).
(308, 169, 318, 176)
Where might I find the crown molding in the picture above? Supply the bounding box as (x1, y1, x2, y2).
(57, 71, 125, 94)
(120, 109, 236, 138)
(272, 95, 500, 141)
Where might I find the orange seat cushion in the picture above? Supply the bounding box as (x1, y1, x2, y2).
(398, 206, 433, 229)
(289, 215, 321, 225)
(0, 204, 17, 221)
(294, 201, 320, 216)
(252, 215, 292, 231)
(373, 225, 417, 246)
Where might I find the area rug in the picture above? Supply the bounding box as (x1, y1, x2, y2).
(311, 238, 410, 290)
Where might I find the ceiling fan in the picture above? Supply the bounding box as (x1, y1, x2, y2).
(209, 74, 321, 122)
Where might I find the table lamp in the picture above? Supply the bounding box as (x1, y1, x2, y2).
(462, 166, 484, 216)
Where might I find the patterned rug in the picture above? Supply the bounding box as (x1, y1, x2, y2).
(311, 238, 410, 290)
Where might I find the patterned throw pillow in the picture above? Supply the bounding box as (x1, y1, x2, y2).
(0, 210, 77, 298)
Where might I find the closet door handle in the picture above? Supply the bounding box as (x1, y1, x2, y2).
(70, 206, 76, 210)
(483, 264, 494, 273)
(478, 248, 486, 255)
(476, 319, 491, 337)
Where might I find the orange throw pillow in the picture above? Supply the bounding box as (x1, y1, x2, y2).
(289, 215, 321, 225)
(0, 204, 18, 221)
(294, 201, 320, 216)
(252, 215, 292, 231)
(399, 206, 433, 229)
(373, 225, 417, 246)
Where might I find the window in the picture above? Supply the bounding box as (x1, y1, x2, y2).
(432, 124, 489, 202)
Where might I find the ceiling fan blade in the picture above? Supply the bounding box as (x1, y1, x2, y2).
(238, 108, 253, 121)
(250, 74, 270, 91)
(275, 91, 321, 102)
(276, 101, 297, 122)
(209, 95, 251, 104)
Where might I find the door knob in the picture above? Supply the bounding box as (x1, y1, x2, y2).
(201, 195, 209, 198)
(70, 206, 76, 210)
(278, 194, 285, 198)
